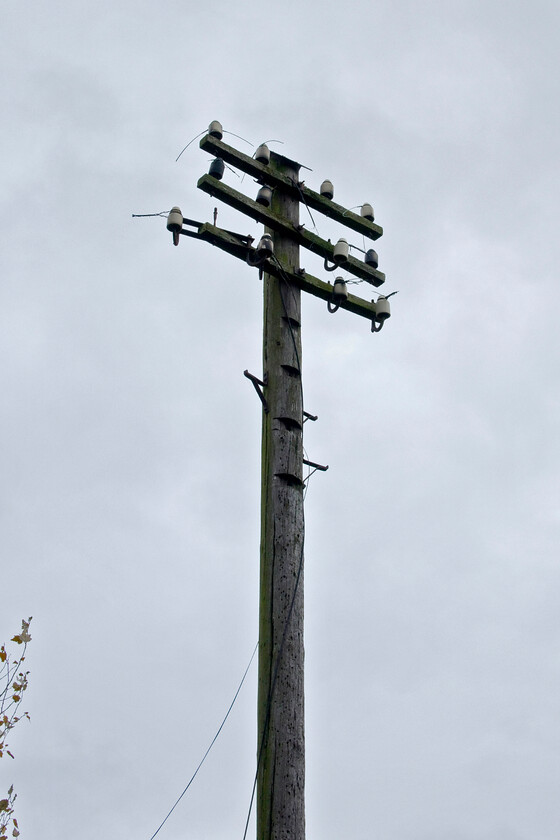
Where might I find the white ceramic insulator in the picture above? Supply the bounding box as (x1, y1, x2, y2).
(320, 180, 334, 200)
(208, 120, 223, 139)
(257, 186, 272, 207)
(257, 234, 274, 256)
(255, 144, 270, 164)
(333, 238, 349, 263)
(333, 277, 348, 301)
(166, 207, 183, 232)
(376, 297, 391, 320)
(361, 203, 374, 221)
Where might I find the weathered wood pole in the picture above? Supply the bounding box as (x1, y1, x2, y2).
(257, 152, 305, 840)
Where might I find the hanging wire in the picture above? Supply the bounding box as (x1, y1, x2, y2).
(303, 467, 318, 499)
(131, 211, 170, 218)
(302, 445, 317, 500)
(176, 127, 253, 163)
(294, 181, 319, 234)
(148, 641, 259, 840)
(224, 130, 253, 146)
(342, 204, 362, 216)
(176, 130, 207, 162)
(225, 162, 241, 177)
(257, 139, 284, 149)
(205, 158, 241, 178)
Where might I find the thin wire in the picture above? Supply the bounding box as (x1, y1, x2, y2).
(294, 181, 318, 234)
(342, 204, 363, 216)
(205, 158, 241, 178)
(224, 130, 253, 146)
(303, 468, 317, 499)
(336, 276, 399, 300)
(177, 126, 253, 164)
(148, 641, 259, 840)
(132, 212, 169, 218)
(225, 163, 241, 178)
(302, 446, 315, 500)
(176, 130, 206, 161)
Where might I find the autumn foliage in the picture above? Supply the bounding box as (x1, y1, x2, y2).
(0, 619, 32, 839)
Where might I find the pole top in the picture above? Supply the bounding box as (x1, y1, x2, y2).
(269, 148, 302, 174)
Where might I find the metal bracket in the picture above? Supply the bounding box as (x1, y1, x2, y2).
(303, 458, 329, 472)
(244, 370, 269, 412)
(179, 218, 254, 247)
(303, 411, 318, 423)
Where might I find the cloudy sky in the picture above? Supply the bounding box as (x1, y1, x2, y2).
(2, 2, 560, 839)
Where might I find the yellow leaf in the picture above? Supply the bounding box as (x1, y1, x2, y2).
(10, 636, 22, 645)
(0, 801, 9, 813)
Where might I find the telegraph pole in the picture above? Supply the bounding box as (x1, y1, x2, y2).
(165, 121, 391, 840)
(257, 153, 305, 840)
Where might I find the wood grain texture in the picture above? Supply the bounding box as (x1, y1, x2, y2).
(257, 152, 306, 840)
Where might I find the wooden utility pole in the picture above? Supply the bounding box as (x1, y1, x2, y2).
(257, 153, 305, 840)
(165, 121, 391, 840)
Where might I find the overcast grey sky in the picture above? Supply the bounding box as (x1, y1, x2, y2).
(2, 2, 560, 839)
